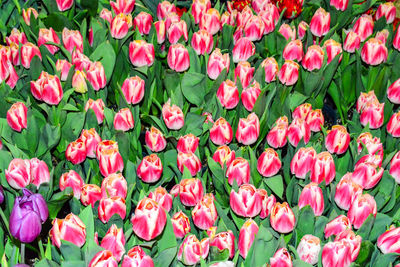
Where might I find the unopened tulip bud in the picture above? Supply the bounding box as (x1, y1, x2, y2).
(200, 8, 221, 35)
(387, 78, 400, 104)
(302, 45, 324, 71)
(292, 103, 312, 120)
(287, 118, 310, 147)
(323, 39, 343, 64)
(30, 71, 63, 105)
(325, 125, 350, 155)
(96, 140, 124, 177)
(361, 38, 388, 66)
(86, 61, 107, 91)
(241, 81, 261, 111)
(377, 226, 400, 254)
(80, 128, 102, 158)
(257, 148, 281, 177)
(324, 215, 351, 238)
(283, 39, 304, 62)
(22, 8, 38, 26)
(334, 229, 362, 261)
(297, 235, 321, 265)
(21, 42, 42, 69)
(267, 116, 289, 148)
(226, 157, 250, 186)
(111, 13, 132, 39)
(213, 145, 235, 168)
(167, 43, 190, 72)
(311, 152, 336, 185)
(348, 193, 377, 229)
(59, 170, 84, 198)
(239, 219, 259, 259)
(278, 60, 300, 86)
(236, 113, 260, 145)
(306, 109, 324, 132)
(114, 108, 134, 132)
(270, 202, 296, 233)
(101, 173, 127, 199)
(261, 57, 279, 83)
(257, 189, 276, 219)
(375, 2, 396, 24)
(279, 23, 296, 41)
(157, 1, 176, 20)
(162, 99, 185, 130)
(210, 117, 233, 145)
(171, 211, 191, 238)
(5, 159, 31, 189)
(85, 98, 105, 124)
(353, 14, 374, 42)
(207, 48, 230, 80)
(270, 248, 292, 267)
(101, 224, 126, 261)
(192, 0, 211, 24)
(89, 250, 118, 267)
(129, 40, 155, 67)
(50, 213, 86, 248)
(232, 37, 255, 63)
(72, 70, 87, 93)
(234, 61, 254, 88)
(334, 173, 363, 210)
(179, 178, 204, 206)
(298, 182, 325, 216)
(80, 184, 101, 207)
(98, 196, 126, 223)
(192, 193, 218, 230)
(230, 184, 262, 218)
(62, 28, 83, 53)
(343, 30, 361, 53)
(134, 12, 153, 35)
(56, 0, 74, 12)
(351, 162, 383, 189)
(177, 134, 199, 153)
(390, 151, 400, 183)
(177, 152, 201, 176)
(321, 241, 352, 267)
(310, 8, 330, 37)
(191, 30, 213, 55)
(154, 20, 166, 44)
(65, 138, 86, 165)
(290, 147, 316, 178)
(148, 186, 172, 212)
(244, 16, 265, 41)
(145, 127, 167, 152)
(6, 102, 27, 132)
(210, 231, 235, 259)
(178, 235, 207, 265)
(56, 59, 72, 81)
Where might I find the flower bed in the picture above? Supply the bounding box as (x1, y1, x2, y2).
(0, 0, 400, 266)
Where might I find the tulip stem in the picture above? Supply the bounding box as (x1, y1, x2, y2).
(38, 238, 45, 259)
(21, 243, 25, 264)
(0, 208, 10, 236)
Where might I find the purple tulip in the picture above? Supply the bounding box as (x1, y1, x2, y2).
(10, 189, 48, 243)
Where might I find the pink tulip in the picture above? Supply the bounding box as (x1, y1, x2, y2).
(298, 182, 324, 216)
(230, 184, 262, 218)
(162, 99, 185, 130)
(167, 43, 190, 72)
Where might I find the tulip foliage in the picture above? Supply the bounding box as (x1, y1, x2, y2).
(1, 0, 400, 266)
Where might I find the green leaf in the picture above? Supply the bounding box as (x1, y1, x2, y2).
(47, 188, 73, 219)
(243, 225, 277, 267)
(355, 241, 374, 265)
(60, 241, 82, 261)
(78, 0, 98, 16)
(44, 13, 76, 31)
(296, 206, 315, 236)
(181, 72, 206, 106)
(264, 175, 284, 199)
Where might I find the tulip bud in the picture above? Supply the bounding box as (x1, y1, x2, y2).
(87, 61, 107, 91)
(98, 196, 126, 223)
(89, 250, 118, 267)
(85, 98, 105, 124)
(80, 128, 102, 158)
(59, 170, 84, 198)
(145, 127, 167, 152)
(179, 178, 204, 206)
(330, 0, 349, 10)
(298, 182, 325, 216)
(283, 39, 304, 62)
(324, 215, 351, 238)
(361, 38, 388, 66)
(171, 211, 191, 238)
(323, 39, 343, 64)
(96, 140, 124, 177)
(257, 148, 281, 177)
(6, 28, 28, 45)
(297, 21, 309, 40)
(310, 8, 331, 37)
(241, 81, 261, 111)
(6, 102, 27, 132)
(377, 226, 400, 254)
(236, 113, 260, 145)
(167, 43, 190, 72)
(237, 6, 253, 27)
(210, 117, 233, 146)
(162, 99, 185, 130)
(213, 145, 236, 168)
(111, 13, 132, 39)
(199, 8, 221, 35)
(133, 12, 153, 35)
(101, 225, 126, 261)
(230, 184, 262, 218)
(22, 8, 38, 26)
(129, 40, 155, 67)
(50, 213, 86, 248)
(376, 2, 396, 24)
(62, 28, 83, 53)
(270, 202, 296, 233)
(191, 30, 213, 55)
(244, 16, 265, 41)
(21, 42, 42, 69)
(192, 193, 218, 230)
(387, 77, 400, 104)
(226, 157, 250, 186)
(207, 48, 230, 80)
(157, 1, 176, 20)
(334, 173, 363, 210)
(154, 20, 166, 44)
(210, 231, 235, 259)
(165, 12, 180, 30)
(353, 14, 374, 42)
(390, 151, 400, 183)
(232, 37, 255, 63)
(178, 235, 208, 265)
(10, 189, 48, 243)
(71, 50, 92, 71)
(100, 8, 113, 23)
(351, 162, 383, 189)
(270, 248, 292, 267)
(297, 235, 321, 265)
(101, 173, 127, 199)
(267, 116, 289, 148)
(287, 118, 310, 147)
(376, 29, 389, 44)
(122, 246, 154, 267)
(56, 0, 73, 11)
(292, 103, 312, 120)
(290, 147, 316, 179)
(5, 159, 32, 190)
(261, 57, 279, 84)
(65, 138, 86, 165)
(72, 70, 87, 93)
(136, 154, 163, 183)
(279, 23, 296, 41)
(251, 0, 270, 13)
(334, 229, 362, 261)
(30, 71, 63, 105)
(306, 109, 324, 132)
(80, 184, 101, 207)
(217, 79, 239, 109)
(348, 193, 377, 229)
(311, 151, 336, 185)
(177, 152, 202, 176)
(321, 241, 352, 267)
(302, 45, 324, 71)
(343, 30, 361, 53)
(176, 134, 199, 153)
(257, 189, 276, 219)
(234, 61, 255, 88)
(325, 125, 350, 155)
(394, 26, 400, 51)
(37, 28, 60, 55)
(239, 219, 259, 259)
(168, 20, 188, 44)
(114, 108, 134, 132)
(278, 60, 300, 86)
(8, 42, 20, 67)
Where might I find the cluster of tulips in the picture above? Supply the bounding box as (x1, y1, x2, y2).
(1, 0, 400, 266)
